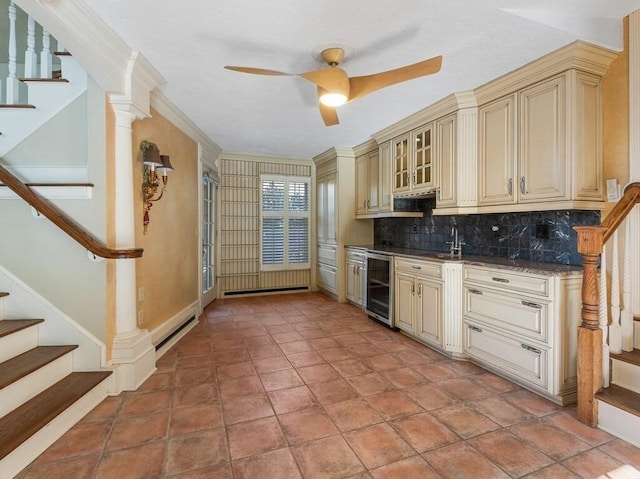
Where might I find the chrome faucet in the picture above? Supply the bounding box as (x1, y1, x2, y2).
(446, 225, 465, 257)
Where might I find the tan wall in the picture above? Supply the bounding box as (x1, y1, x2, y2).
(131, 107, 200, 333)
(602, 16, 630, 218)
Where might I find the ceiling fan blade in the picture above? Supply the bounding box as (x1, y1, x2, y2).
(318, 87, 339, 126)
(348, 55, 443, 102)
(224, 66, 292, 76)
(301, 67, 350, 96)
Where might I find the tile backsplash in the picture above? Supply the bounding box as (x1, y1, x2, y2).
(374, 198, 601, 266)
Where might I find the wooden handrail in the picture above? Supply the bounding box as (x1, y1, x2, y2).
(573, 182, 640, 426)
(0, 165, 143, 259)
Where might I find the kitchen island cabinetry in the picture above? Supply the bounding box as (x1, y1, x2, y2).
(462, 264, 582, 405)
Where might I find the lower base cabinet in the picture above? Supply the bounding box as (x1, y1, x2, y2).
(317, 262, 337, 296)
(345, 248, 366, 307)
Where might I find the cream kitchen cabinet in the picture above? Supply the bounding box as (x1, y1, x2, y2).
(462, 264, 582, 405)
(355, 148, 380, 216)
(392, 122, 435, 197)
(314, 148, 373, 302)
(345, 247, 366, 307)
(478, 70, 605, 211)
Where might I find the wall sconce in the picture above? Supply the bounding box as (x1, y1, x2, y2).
(140, 140, 174, 234)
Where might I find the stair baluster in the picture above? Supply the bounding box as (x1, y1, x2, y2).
(599, 245, 610, 387)
(622, 219, 634, 351)
(610, 229, 622, 354)
(24, 16, 37, 78)
(6, 1, 23, 104)
(40, 30, 52, 79)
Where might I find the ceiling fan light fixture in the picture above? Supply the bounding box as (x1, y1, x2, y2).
(319, 92, 347, 107)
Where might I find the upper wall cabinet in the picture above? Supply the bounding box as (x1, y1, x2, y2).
(391, 123, 435, 197)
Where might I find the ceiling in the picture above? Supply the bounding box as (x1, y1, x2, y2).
(84, 0, 640, 159)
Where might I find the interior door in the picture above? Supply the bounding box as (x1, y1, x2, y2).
(202, 173, 217, 307)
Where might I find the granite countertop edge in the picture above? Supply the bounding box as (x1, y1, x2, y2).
(346, 245, 583, 276)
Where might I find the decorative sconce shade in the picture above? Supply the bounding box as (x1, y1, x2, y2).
(140, 141, 175, 234)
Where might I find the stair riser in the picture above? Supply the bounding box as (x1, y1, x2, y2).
(0, 376, 109, 479)
(611, 359, 640, 395)
(597, 399, 640, 448)
(0, 328, 39, 363)
(0, 353, 73, 418)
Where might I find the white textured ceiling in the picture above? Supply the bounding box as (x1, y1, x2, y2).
(85, 0, 640, 158)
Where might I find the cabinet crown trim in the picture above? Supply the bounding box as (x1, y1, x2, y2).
(313, 147, 356, 165)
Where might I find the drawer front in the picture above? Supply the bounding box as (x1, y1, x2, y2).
(346, 249, 366, 264)
(396, 258, 442, 278)
(464, 322, 548, 388)
(318, 244, 337, 266)
(465, 287, 549, 342)
(464, 266, 549, 297)
(317, 263, 337, 293)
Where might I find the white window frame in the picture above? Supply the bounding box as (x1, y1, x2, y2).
(260, 174, 310, 271)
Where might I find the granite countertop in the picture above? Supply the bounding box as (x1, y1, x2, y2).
(346, 244, 584, 276)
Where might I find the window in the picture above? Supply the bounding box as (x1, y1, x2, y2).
(261, 175, 310, 270)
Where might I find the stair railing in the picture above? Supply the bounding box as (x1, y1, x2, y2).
(574, 182, 640, 426)
(4, 1, 61, 104)
(0, 164, 142, 259)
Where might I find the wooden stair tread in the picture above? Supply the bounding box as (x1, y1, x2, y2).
(0, 345, 78, 389)
(596, 384, 640, 417)
(611, 349, 640, 367)
(0, 292, 8, 298)
(0, 319, 44, 338)
(0, 371, 111, 461)
(0, 104, 36, 109)
(18, 78, 69, 83)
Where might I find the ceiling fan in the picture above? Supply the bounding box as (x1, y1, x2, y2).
(224, 48, 443, 126)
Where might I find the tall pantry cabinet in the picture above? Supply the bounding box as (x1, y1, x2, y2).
(314, 148, 373, 302)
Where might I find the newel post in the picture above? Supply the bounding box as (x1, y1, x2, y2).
(573, 225, 607, 426)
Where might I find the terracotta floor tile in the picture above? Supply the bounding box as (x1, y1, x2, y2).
(391, 350, 435, 366)
(469, 429, 554, 477)
(308, 378, 360, 404)
(216, 360, 257, 380)
(431, 404, 500, 439)
(381, 367, 427, 389)
(501, 389, 560, 417)
(136, 371, 174, 393)
(169, 402, 224, 436)
(268, 385, 319, 414)
(524, 464, 581, 479)
(324, 398, 384, 432)
(227, 416, 287, 460)
(219, 375, 265, 399)
(107, 411, 170, 450)
(423, 442, 510, 479)
(222, 393, 274, 424)
(22, 454, 100, 479)
(81, 396, 123, 424)
(412, 362, 459, 382)
(35, 421, 111, 463)
(249, 344, 285, 359)
(292, 435, 366, 478)
(297, 363, 341, 384)
(279, 407, 339, 445)
(278, 340, 314, 355)
(287, 350, 327, 367)
(390, 412, 459, 453)
(332, 358, 374, 378)
(344, 422, 415, 469)
(173, 383, 219, 408)
(365, 354, 404, 372)
(176, 354, 215, 370)
(318, 347, 356, 362)
(243, 335, 276, 347)
(509, 419, 591, 461)
(443, 360, 485, 376)
(404, 383, 457, 410)
(347, 372, 395, 396)
(297, 328, 330, 339)
(437, 377, 494, 401)
(562, 449, 624, 479)
(260, 368, 305, 391)
(119, 390, 172, 417)
(468, 395, 533, 427)
(541, 409, 615, 446)
(349, 343, 384, 357)
(232, 448, 302, 479)
(210, 338, 244, 351)
(308, 337, 342, 350)
(95, 441, 166, 479)
(212, 348, 251, 364)
(252, 355, 293, 373)
(265, 323, 296, 334)
(165, 428, 229, 475)
(272, 331, 304, 343)
(470, 372, 520, 393)
(365, 390, 424, 420)
(598, 439, 640, 469)
(370, 455, 441, 479)
(333, 333, 370, 346)
(174, 366, 214, 387)
(166, 463, 233, 478)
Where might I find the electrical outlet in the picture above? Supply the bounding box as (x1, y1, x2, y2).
(137, 310, 144, 326)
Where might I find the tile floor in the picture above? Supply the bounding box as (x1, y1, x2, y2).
(16, 292, 640, 478)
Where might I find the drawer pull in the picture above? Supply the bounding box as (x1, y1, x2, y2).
(492, 277, 510, 283)
(521, 344, 541, 355)
(411, 265, 422, 270)
(468, 289, 483, 295)
(521, 300, 542, 309)
(468, 325, 483, 333)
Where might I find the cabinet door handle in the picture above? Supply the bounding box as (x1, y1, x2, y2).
(468, 325, 483, 333)
(417, 283, 422, 297)
(436, 188, 441, 201)
(520, 176, 526, 194)
(367, 200, 370, 208)
(492, 277, 510, 283)
(508, 178, 513, 196)
(468, 289, 483, 295)
(411, 265, 422, 270)
(411, 283, 415, 295)
(521, 344, 542, 355)
(521, 300, 542, 309)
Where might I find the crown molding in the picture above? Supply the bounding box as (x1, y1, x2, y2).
(312, 146, 355, 165)
(219, 151, 312, 166)
(353, 139, 378, 157)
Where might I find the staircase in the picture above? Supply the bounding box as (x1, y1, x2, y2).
(0, 292, 112, 479)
